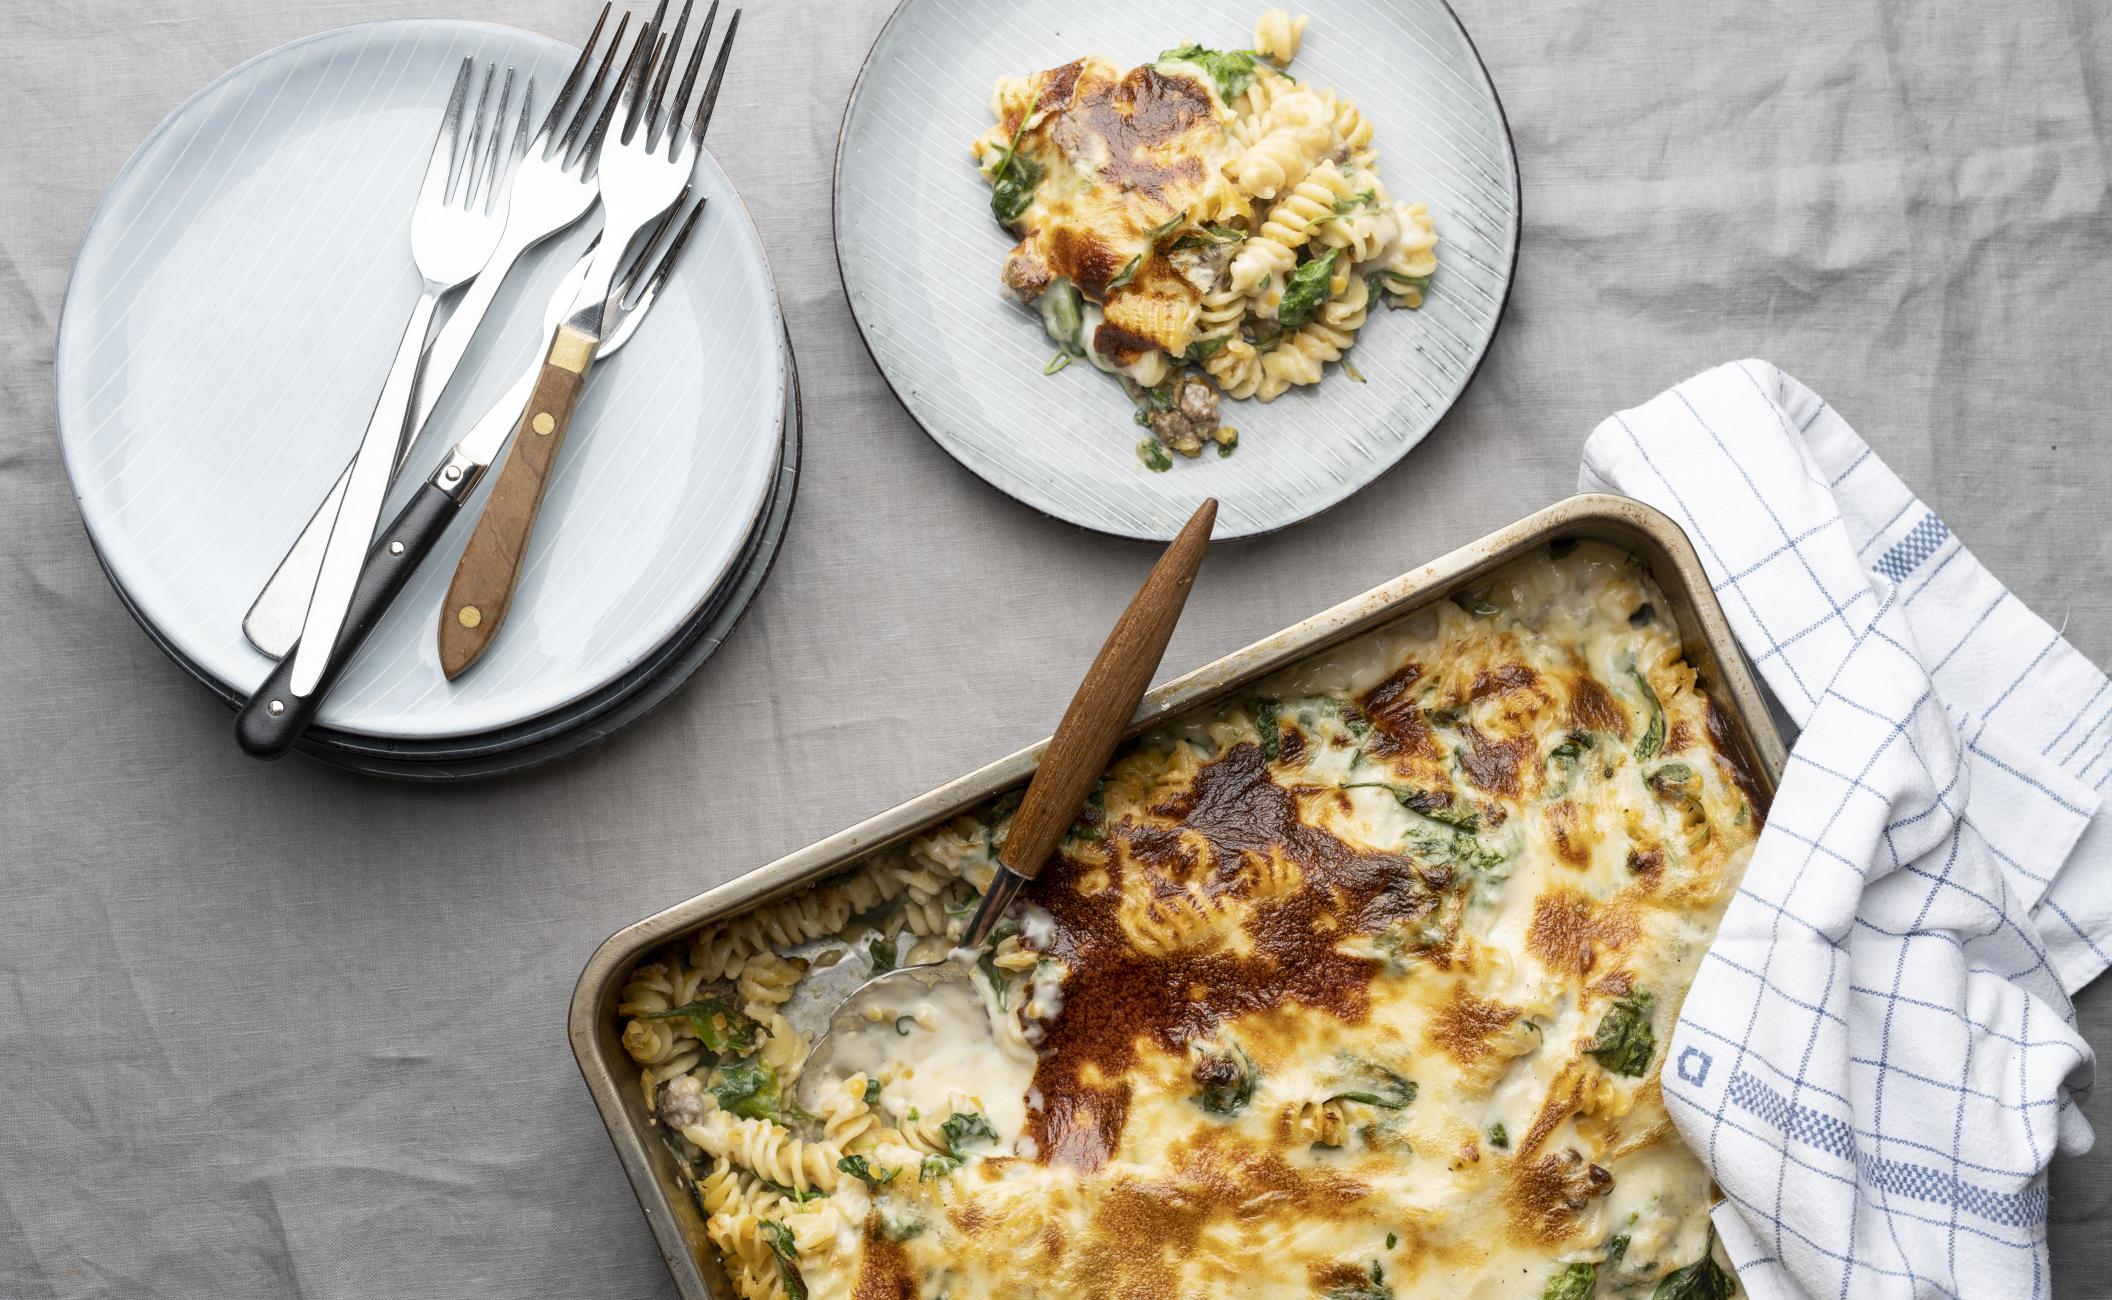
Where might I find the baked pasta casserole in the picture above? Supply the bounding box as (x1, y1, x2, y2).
(618, 541, 1759, 1299)
(969, 11, 1441, 467)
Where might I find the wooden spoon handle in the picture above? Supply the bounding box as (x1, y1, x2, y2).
(998, 498, 1217, 880)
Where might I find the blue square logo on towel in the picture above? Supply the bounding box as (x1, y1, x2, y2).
(1677, 1046, 1712, 1087)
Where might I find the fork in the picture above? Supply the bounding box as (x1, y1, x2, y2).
(281, 58, 525, 699)
(435, 0, 740, 677)
(235, 200, 709, 759)
(244, 9, 637, 661)
(568, 0, 739, 339)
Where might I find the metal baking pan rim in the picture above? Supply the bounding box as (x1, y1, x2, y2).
(569, 490, 1787, 1300)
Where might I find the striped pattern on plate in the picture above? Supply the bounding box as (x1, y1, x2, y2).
(833, 0, 1519, 540)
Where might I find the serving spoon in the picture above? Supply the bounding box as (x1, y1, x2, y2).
(790, 497, 1217, 1110)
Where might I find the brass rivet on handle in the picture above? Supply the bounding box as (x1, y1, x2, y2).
(457, 605, 483, 629)
(532, 412, 555, 436)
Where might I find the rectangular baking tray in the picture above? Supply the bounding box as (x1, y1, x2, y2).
(569, 492, 1790, 1300)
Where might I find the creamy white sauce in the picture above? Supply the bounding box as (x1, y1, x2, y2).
(816, 961, 1035, 1148)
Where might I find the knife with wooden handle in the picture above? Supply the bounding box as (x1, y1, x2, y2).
(435, 325, 597, 678)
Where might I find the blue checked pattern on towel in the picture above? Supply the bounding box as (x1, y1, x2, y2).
(1580, 361, 2109, 1300)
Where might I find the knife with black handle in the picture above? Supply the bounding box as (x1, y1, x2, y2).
(236, 481, 466, 758)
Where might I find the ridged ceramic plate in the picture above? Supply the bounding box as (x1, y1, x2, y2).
(55, 21, 785, 739)
(834, 0, 1518, 540)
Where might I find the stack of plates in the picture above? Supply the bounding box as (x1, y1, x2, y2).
(52, 21, 797, 779)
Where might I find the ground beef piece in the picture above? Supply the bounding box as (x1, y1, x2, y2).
(657, 1073, 708, 1131)
(1145, 373, 1223, 456)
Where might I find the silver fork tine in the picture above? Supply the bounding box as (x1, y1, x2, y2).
(666, 1, 718, 145)
(616, 188, 689, 302)
(584, 17, 652, 169)
(422, 59, 474, 201)
(633, 198, 709, 308)
(509, 79, 535, 170)
(475, 69, 518, 214)
(688, 10, 741, 147)
(536, 3, 610, 152)
(641, 32, 671, 144)
(634, 199, 706, 307)
(456, 63, 497, 205)
(647, 0, 695, 143)
(564, 11, 633, 169)
(622, 1, 670, 144)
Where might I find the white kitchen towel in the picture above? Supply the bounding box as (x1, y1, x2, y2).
(1580, 361, 2110, 1299)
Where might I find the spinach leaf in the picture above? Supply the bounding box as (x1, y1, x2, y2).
(1546, 730, 1593, 796)
(1322, 699, 1374, 741)
(1605, 1235, 1631, 1272)
(758, 1220, 807, 1300)
(835, 1154, 898, 1190)
(1105, 251, 1145, 291)
(641, 996, 759, 1054)
(1630, 668, 1666, 761)
(940, 1111, 999, 1159)
(1332, 188, 1378, 215)
(1191, 1043, 1260, 1116)
(1246, 697, 1284, 760)
(1172, 223, 1249, 250)
(863, 1076, 882, 1107)
(867, 936, 897, 975)
(759, 1178, 824, 1204)
(1157, 43, 1262, 102)
(1137, 439, 1173, 472)
(1540, 1262, 1597, 1300)
(975, 926, 1019, 1012)
(990, 152, 1042, 226)
(1651, 1254, 1734, 1300)
(986, 112, 1042, 228)
(1332, 1059, 1417, 1109)
(1143, 209, 1190, 243)
(709, 1058, 785, 1121)
(1277, 247, 1341, 330)
(1186, 333, 1231, 361)
(1489, 1122, 1509, 1149)
(919, 1153, 961, 1181)
(1588, 991, 1657, 1077)
(1342, 782, 1480, 833)
(1647, 762, 1697, 800)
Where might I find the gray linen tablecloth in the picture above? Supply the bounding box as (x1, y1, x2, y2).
(4, 1, 2109, 1295)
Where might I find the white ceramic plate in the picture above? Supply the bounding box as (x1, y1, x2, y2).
(835, 0, 1517, 540)
(56, 20, 785, 739)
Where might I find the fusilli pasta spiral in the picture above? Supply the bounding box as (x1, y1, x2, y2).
(1253, 9, 1309, 66)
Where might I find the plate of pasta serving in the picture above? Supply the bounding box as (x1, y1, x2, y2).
(834, 0, 1518, 539)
